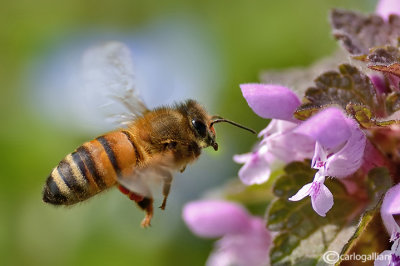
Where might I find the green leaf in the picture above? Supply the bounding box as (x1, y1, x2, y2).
(294, 64, 377, 120)
(385, 91, 400, 114)
(366, 167, 392, 208)
(345, 104, 375, 128)
(345, 102, 400, 128)
(337, 202, 390, 266)
(267, 161, 364, 265)
(293, 106, 320, 121)
(335, 167, 392, 265)
(331, 9, 400, 55)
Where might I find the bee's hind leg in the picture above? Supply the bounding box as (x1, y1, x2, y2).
(137, 197, 154, 228)
(118, 185, 153, 228)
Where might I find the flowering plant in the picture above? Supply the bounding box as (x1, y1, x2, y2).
(183, 0, 400, 265)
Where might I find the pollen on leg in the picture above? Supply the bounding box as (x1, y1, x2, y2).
(118, 185, 144, 202)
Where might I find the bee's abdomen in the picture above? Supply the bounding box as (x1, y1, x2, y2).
(43, 130, 142, 205)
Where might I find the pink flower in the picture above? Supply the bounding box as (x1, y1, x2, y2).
(289, 172, 333, 217)
(234, 119, 314, 185)
(289, 108, 366, 216)
(261, 120, 315, 162)
(239, 84, 366, 216)
(294, 108, 352, 149)
(240, 83, 301, 122)
(183, 200, 271, 266)
(376, 0, 400, 20)
(375, 184, 400, 266)
(233, 144, 278, 185)
(235, 84, 314, 185)
(370, 74, 390, 95)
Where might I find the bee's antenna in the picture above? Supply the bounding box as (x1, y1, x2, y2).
(211, 115, 224, 120)
(210, 118, 257, 135)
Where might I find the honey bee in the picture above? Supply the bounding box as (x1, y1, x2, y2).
(42, 42, 255, 227)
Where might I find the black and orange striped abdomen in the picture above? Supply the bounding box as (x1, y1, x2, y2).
(42, 130, 142, 205)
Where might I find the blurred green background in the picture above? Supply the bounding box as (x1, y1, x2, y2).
(0, 1, 375, 265)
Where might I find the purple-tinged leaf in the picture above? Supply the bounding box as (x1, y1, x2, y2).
(371, 63, 400, 78)
(259, 50, 349, 99)
(368, 46, 400, 66)
(367, 46, 400, 83)
(331, 9, 400, 55)
(294, 64, 378, 121)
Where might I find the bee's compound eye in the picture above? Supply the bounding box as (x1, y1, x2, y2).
(192, 119, 207, 137)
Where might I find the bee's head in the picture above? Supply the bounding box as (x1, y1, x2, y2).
(179, 100, 218, 151)
(180, 99, 255, 151)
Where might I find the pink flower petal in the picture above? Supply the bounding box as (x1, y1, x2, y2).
(267, 131, 315, 162)
(182, 200, 251, 238)
(288, 183, 312, 201)
(237, 152, 273, 185)
(383, 183, 400, 215)
(381, 184, 400, 237)
(370, 74, 389, 94)
(324, 120, 366, 177)
(233, 153, 252, 164)
(294, 107, 351, 149)
(311, 183, 334, 217)
(206, 218, 271, 266)
(374, 250, 393, 266)
(260, 120, 315, 163)
(289, 173, 333, 217)
(234, 144, 277, 185)
(310, 118, 365, 178)
(376, 0, 400, 20)
(234, 119, 314, 186)
(240, 83, 301, 122)
(258, 119, 298, 138)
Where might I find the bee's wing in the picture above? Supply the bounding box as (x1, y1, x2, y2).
(82, 41, 148, 126)
(117, 154, 175, 198)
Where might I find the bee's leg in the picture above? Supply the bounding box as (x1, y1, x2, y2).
(137, 197, 154, 228)
(118, 185, 144, 202)
(180, 165, 186, 173)
(160, 173, 173, 210)
(118, 185, 153, 228)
